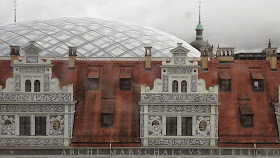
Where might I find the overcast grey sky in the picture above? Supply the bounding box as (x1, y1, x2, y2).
(0, 0, 279, 52)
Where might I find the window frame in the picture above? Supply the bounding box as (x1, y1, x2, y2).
(181, 80, 187, 92)
(25, 80, 31, 92)
(172, 80, 178, 92)
(219, 79, 231, 92)
(88, 78, 99, 91)
(241, 114, 253, 128)
(166, 117, 177, 136)
(34, 80, 40, 92)
(101, 113, 114, 128)
(19, 116, 31, 135)
(35, 116, 46, 135)
(252, 79, 264, 92)
(181, 117, 192, 136)
(120, 78, 131, 91)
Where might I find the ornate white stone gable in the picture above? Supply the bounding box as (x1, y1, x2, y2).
(139, 43, 219, 147)
(0, 41, 75, 146)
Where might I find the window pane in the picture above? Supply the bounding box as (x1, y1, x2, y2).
(20, 117, 30, 135)
(166, 117, 177, 135)
(34, 80, 40, 92)
(182, 117, 192, 136)
(35, 117, 46, 135)
(120, 78, 131, 91)
(181, 80, 187, 92)
(101, 113, 114, 127)
(25, 80, 31, 92)
(88, 78, 99, 91)
(172, 80, 178, 92)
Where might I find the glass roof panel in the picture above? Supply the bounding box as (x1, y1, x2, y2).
(0, 17, 200, 58)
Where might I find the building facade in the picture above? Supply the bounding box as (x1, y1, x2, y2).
(0, 42, 75, 146)
(139, 43, 219, 146)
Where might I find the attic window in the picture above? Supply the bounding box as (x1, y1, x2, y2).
(250, 71, 264, 92)
(219, 71, 231, 92)
(239, 103, 254, 128)
(120, 68, 131, 91)
(101, 101, 115, 127)
(88, 68, 100, 91)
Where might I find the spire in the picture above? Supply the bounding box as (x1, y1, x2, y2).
(195, 0, 204, 40)
(14, 0, 17, 22)
(199, 0, 201, 24)
(268, 39, 271, 48)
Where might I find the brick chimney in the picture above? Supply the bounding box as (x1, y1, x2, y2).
(10, 45, 20, 64)
(217, 47, 235, 63)
(144, 46, 152, 70)
(265, 39, 277, 70)
(200, 47, 209, 71)
(68, 46, 77, 69)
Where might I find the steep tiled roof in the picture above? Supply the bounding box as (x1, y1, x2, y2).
(1, 59, 280, 147)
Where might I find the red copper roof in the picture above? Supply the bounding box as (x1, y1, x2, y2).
(1, 58, 280, 147)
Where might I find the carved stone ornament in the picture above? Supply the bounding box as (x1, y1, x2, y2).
(140, 114, 144, 137)
(148, 105, 211, 113)
(26, 56, 38, 63)
(0, 138, 64, 145)
(215, 115, 218, 137)
(1, 115, 15, 136)
(49, 115, 64, 136)
(162, 75, 168, 92)
(14, 74, 21, 91)
(191, 76, 197, 92)
(19, 67, 45, 73)
(148, 116, 163, 136)
(196, 116, 210, 136)
(0, 105, 64, 112)
(44, 74, 50, 92)
(148, 138, 210, 146)
(275, 114, 280, 139)
(167, 68, 192, 74)
(141, 94, 218, 103)
(0, 93, 71, 102)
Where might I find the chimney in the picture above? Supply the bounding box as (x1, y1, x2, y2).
(10, 45, 20, 64)
(200, 47, 209, 71)
(69, 46, 77, 69)
(265, 39, 278, 70)
(144, 46, 152, 70)
(217, 47, 235, 63)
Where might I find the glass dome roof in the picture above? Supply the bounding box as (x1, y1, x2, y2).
(0, 17, 200, 58)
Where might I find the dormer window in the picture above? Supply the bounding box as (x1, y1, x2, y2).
(120, 68, 132, 91)
(219, 71, 231, 92)
(25, 80, 31, 92)
(239, 103, 254, 128)
(88, 67, 100, 91)
(250, 71, 264, 92)
(34, 80, 40, 92)
(181, 80, 187, 92)
(172, 80, 178, 92)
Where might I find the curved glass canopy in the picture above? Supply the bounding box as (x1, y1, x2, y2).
(0, 17, 200, 58)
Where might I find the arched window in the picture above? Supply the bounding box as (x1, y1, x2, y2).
(34, 80, 40, 92)
(25, 80, 31, 92)
(172, 80, 178, 92)
(181, 80, 187, 92)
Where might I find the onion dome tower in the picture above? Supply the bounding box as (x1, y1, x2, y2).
(190, 3, 211, 51)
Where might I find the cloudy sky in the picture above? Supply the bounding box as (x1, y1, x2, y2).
(0, 0, 279, 52)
